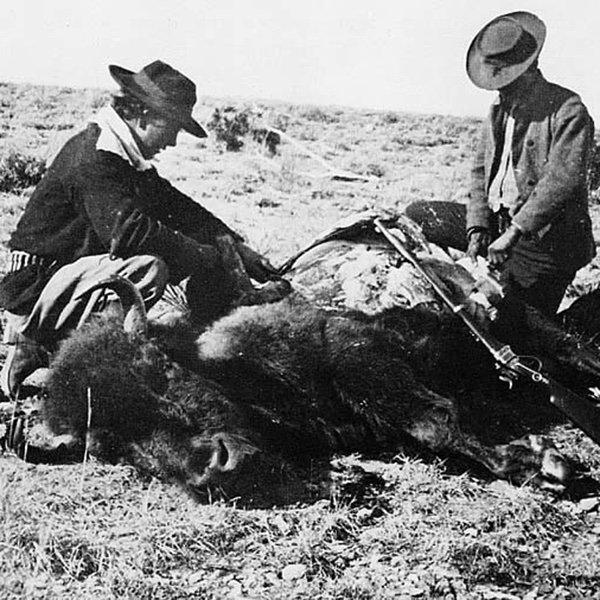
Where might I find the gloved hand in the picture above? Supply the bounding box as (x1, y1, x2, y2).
(235, 242, 280, 282)
(466, 229, 491, 264)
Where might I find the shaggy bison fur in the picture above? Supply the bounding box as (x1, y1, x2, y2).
(40, 292, 580, 505)
(33, 216, 600, 504)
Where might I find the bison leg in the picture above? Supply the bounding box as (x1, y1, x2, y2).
(402, 392, 570, 492)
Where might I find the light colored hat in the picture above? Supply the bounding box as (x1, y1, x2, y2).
(466, 11, 546, 90)
(109, 60, 207, 137)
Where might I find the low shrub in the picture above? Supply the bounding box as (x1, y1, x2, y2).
(0, 150, 46, 192)
(251, 127, 280, 156)
(366, 163, 386, 178)
(208, 106, 281, 155)
(300, 107, 340, 124)
(208, 106, 250, 151)
(381, 112, 401, 124)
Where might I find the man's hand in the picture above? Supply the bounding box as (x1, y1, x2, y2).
(235, 242, 279, 282)
(466, 229, 491, 264)
(487, 224, 522, 267)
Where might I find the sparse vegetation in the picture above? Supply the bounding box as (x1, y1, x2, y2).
(251, 127, 281, 156)
(2, 82, 600, 599)
(365, 162, 386, 178)
(0, 150, 46, 192)
(300, 106, 340, 124)
(208, 106, 281, 155)
(208, 106, 251, 151)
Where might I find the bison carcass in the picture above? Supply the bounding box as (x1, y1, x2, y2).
(32, 214, 600, 503)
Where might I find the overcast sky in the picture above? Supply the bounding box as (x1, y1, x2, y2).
(1, 0, 598, 119)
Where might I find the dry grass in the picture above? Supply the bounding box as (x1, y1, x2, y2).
(2, 81, 600, 598)
(2, 453, 600, 598)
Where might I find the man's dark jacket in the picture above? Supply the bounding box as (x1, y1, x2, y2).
(0, 123, 240, 312)
(467, 72, 596, 275)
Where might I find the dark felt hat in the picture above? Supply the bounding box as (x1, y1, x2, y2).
(466, 11, 546, 90)
(109, 60, 207, 137)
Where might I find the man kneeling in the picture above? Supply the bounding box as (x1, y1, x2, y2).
(0, 60, 287, 399)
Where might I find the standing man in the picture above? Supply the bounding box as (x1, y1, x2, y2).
(406, 11, 595, 317)
(0, 60, 286, 399)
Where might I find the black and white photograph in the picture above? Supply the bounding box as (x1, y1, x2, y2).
(1, 1, 600, 598)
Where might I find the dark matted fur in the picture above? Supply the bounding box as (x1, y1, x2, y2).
(44, 314, 168, 440)
(42, 290, 599, 502)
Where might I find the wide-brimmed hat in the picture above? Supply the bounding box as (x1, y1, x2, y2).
(466, 11, 546, 90)
(109, 60, 207, 137)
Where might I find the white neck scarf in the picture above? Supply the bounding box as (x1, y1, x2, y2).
(488, 114, 519, 213)
(89, 106, 153, 172)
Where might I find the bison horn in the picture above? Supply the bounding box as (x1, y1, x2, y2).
(74, 275, 147, 337)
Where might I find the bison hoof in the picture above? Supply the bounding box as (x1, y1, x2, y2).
(497, 434, 571, 492)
